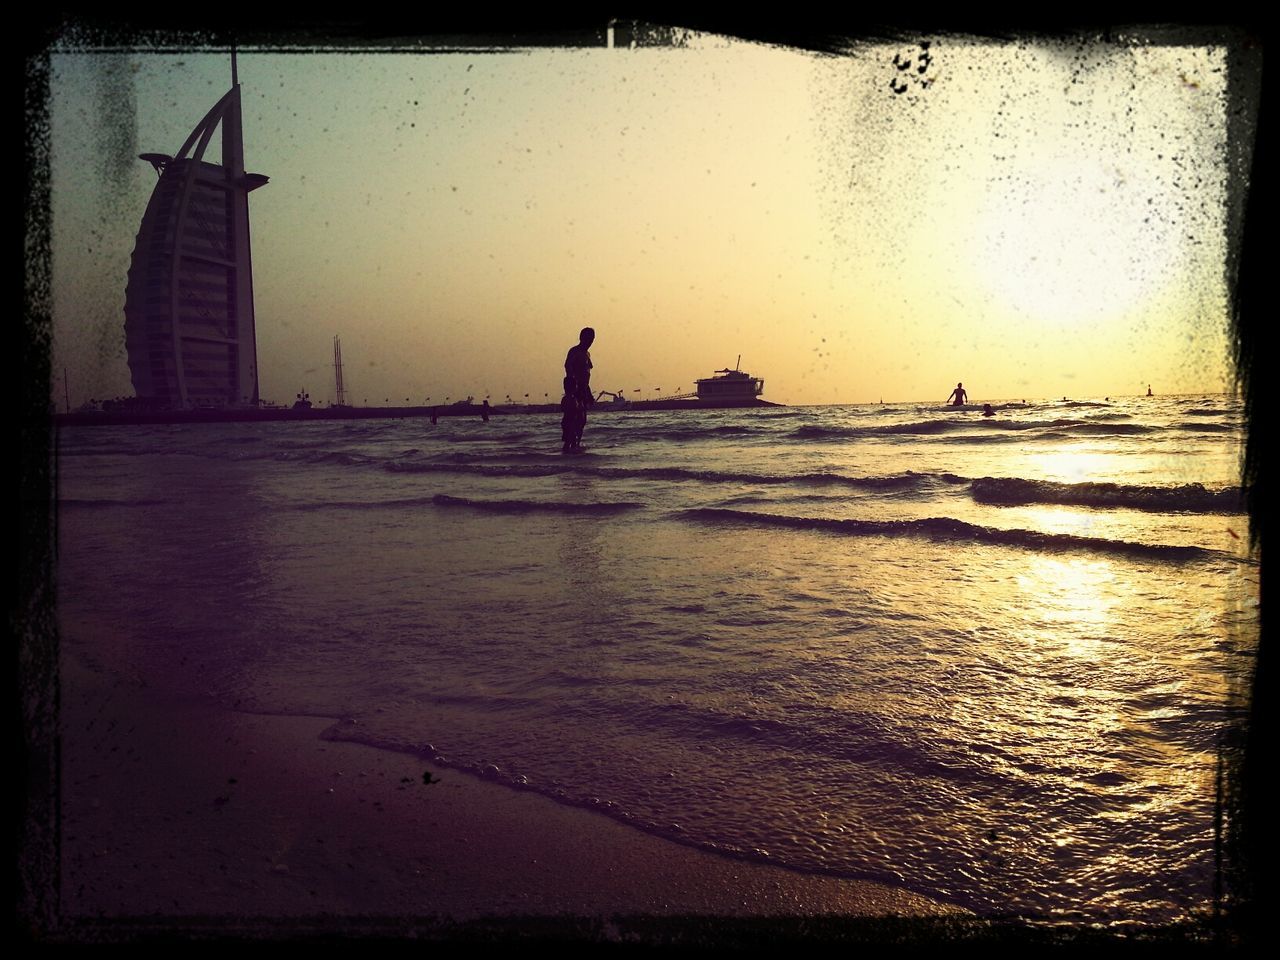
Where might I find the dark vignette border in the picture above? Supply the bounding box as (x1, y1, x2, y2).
(18, 12, 1268, 948)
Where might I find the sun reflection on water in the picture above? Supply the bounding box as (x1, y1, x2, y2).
(1020, 447, 1125, 484)
(1016, 554, 1120, 633)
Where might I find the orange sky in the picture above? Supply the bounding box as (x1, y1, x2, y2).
(46, 30, 1247, 408)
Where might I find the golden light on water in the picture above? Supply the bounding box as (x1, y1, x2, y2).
(1021, 449, 1124, 484)
(1016, 555, 1119, 634)
(1011, 505, 1108, 542)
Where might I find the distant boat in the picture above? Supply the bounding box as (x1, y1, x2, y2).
(695, 356, 764, 404)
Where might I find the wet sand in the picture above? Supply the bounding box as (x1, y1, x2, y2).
(57, 651, 964, 938)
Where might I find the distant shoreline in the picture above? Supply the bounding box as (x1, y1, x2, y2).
(53, 398, 783, 427)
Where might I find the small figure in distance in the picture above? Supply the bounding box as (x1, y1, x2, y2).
(481, 399, 490, 422)
(430, 406, 438, 425)
(981, 403, 996, 417)
(1147, 384, 1153, 397)
(565, 327, 596, 443)
(561, 376, 586, 453)
(947, 382, 968, 406)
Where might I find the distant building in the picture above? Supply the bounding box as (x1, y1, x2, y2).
(123, 66, 268, 409)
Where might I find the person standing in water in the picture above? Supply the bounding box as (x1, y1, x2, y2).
(947, 382, 968, 406)
(565, 327, 596, 444)
(560, 376, 586, 453)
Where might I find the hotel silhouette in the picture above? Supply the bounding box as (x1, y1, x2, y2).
(123, 58, 268, 409)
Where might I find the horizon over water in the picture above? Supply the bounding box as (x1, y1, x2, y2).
(56, 393, 1257, 925)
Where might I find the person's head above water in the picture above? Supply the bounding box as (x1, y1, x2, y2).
(579, 327, 595, 346)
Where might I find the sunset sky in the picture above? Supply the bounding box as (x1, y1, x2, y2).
(46, 28, 1239, 408)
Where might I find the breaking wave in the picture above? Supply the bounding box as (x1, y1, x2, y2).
(679, 508, 1219, 562)
(970, 477, 1244, 514)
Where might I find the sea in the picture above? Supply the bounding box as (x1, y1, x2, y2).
(53, 394, 1258, 925)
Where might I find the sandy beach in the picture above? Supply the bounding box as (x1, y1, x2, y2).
(57, 648, 964, 940)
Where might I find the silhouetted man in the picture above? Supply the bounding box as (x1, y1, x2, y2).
(565, 327, 595, 443)
(947, 382, 968, 406)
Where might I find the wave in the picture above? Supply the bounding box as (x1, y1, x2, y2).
(793, 422, 955, 440)
(390, 460, 960, 491)
(444, 431, 539, 444)
(1173, 422, 1235, 433)
(1069, 422, 1157, 435)
(57, 497, 171, 509)
(591, 424, 762, 443)
(432, 494, 644, 514)
(788, 419, 1159, 441)
(390, 461, 562, 477)
(313, 710, 979, 912)
(288, 496, 445, 511)
(933, 434, 1029, 444)
(220, 448, 380, 466)
(970, 477, 1245, 513)
(430, 450, 577, 465)
(276, 450, 377, 466)
(792, 471, 960, 490)
(678, 508, 1219, 562)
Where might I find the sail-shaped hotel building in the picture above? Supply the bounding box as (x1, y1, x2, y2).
(123, 61, 268, 409)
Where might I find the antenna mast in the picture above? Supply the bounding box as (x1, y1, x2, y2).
(334, 335, 346, 406)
